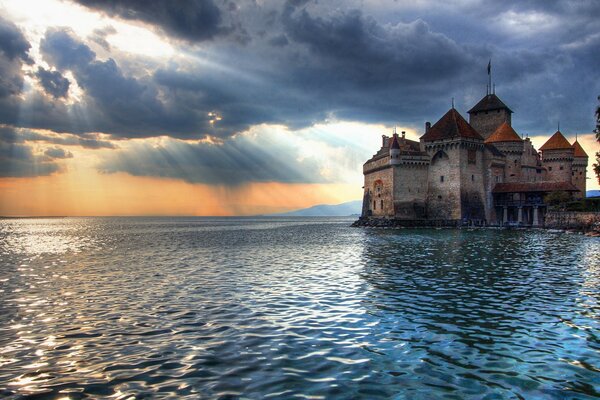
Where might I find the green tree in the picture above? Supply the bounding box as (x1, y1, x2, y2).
(594, 95, 600, 183)
(545, 191, 572, 210)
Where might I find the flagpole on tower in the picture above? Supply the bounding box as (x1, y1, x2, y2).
(487, 59, 492, 96)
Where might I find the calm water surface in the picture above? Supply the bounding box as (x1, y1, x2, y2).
(0, 217, 599, 399)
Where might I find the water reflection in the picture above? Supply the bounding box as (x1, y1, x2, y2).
(0, 218, 598, 399)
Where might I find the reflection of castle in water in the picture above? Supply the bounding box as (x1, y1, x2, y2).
(360, 90, 589, 226)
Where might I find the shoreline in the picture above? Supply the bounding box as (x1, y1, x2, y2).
(351, 216, 600, 236)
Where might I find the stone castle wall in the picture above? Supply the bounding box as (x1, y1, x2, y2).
(393, 164, 428, 219)
(542, 149, 574, 183)
(572, 157, 587, 198)
(459, 143, 487, 220)
(363, 164, 394, 217)
(545, 211, 600, 230)
(469, 109, 511, 139)
(426, 143, 462, 220)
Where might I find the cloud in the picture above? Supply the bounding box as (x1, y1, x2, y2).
(44, 147, 73, 159)
(97, 120, 385, 186)
(98, 132, 328, 185)
(36, 67, 70, 98)
(72, 0, 225, 42)
(0, 142, 61, 178)
(1, 0, 598, 148)
(0, 15, 31, 99)
(0, 125, 116, 149)
(88, 25, 116, 51)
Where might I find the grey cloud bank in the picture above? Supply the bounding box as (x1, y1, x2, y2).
(0, 0, 598, 182)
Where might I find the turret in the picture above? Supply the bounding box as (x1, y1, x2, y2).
(468, 93, 513, 139)
(484, 122, 523, 182)
(571, 139, 589, 198)
(389, 133, 400, 165)
(539, 131, 574, 183)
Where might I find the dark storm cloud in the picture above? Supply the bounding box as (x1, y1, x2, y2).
(0, 15, 31, 99)
(40, 27, 206, 138)
(0, 0, 598, 185)
(72, 0, 224, 42)
(99, 135, 326, 185)
(36, 67, 70, 98)
(282, 9, 469, 87)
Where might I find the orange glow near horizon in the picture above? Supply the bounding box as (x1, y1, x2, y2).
(0, 171, 361, 217)
(0, 131, 597, 217)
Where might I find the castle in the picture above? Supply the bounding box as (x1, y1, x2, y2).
(360, 91, 589, 226)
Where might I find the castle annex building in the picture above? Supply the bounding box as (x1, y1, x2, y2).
(361, 92, 589, 226)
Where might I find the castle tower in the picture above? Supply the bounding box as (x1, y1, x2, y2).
(468, 94, 513, 139)
(484, 122, 523, 182)
(420, 108, 486, 222)
(571, 139, 588, 198)
(389, 133, 401, 165)
(539, 131, 574, 183)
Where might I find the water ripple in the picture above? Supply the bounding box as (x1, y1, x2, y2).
(0, 217, 599, 399)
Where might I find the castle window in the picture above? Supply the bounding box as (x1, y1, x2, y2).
(559, 165, 563, 170)
(580, 171, 583, 175)
(549, 167, 552, 171)
(572, 172, 574, 176)
(495, 176, 499, 183)
(438, 195, 442, 200)
(380, 200, 383, 209)
(472, 175, 474, 181)
(440, 175, 444, 182)
(373, 201, 376, 210)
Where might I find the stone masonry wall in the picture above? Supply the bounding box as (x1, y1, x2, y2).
(469, 109, 511, 139)
(364, 166, 394, 217)
(459, 143, 487, 221)
(542, 149, 574, 183)
(572, 157, 587, 198)
(393, 164, 428, 219)
(545, 211, 600, 230)
(426, 144, 461, 220)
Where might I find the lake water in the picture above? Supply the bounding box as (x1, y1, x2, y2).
(0, 217, 599, 399)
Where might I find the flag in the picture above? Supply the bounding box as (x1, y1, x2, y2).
(487, 59, 491, 75)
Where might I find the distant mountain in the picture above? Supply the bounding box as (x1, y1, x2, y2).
(271, 200, 362, 217)
(587, 190, 600, 198)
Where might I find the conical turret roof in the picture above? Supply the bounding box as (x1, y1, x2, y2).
(421, 108, 483, 142)
(539, 131, 572, 151)
(484, 122, 522, 143)
(390, 134, 400, 149)
(572, 140, 588, 158)
(468, 93, 513, 114)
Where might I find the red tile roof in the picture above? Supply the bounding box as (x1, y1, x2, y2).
(572, 140, 588, 157)
(539, 131, 572, 151)
(420, 108, 483, 142)
(468, 94, 513, 114)
(484, 122, 523, 143)
(492, 181, 579, 193)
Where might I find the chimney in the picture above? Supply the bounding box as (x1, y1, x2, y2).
(382, 135, 387, 146)
(425, 122, 431, 132)
(401, 131, 406, 139)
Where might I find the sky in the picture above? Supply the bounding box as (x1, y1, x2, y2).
(0, 0, 598, 216)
